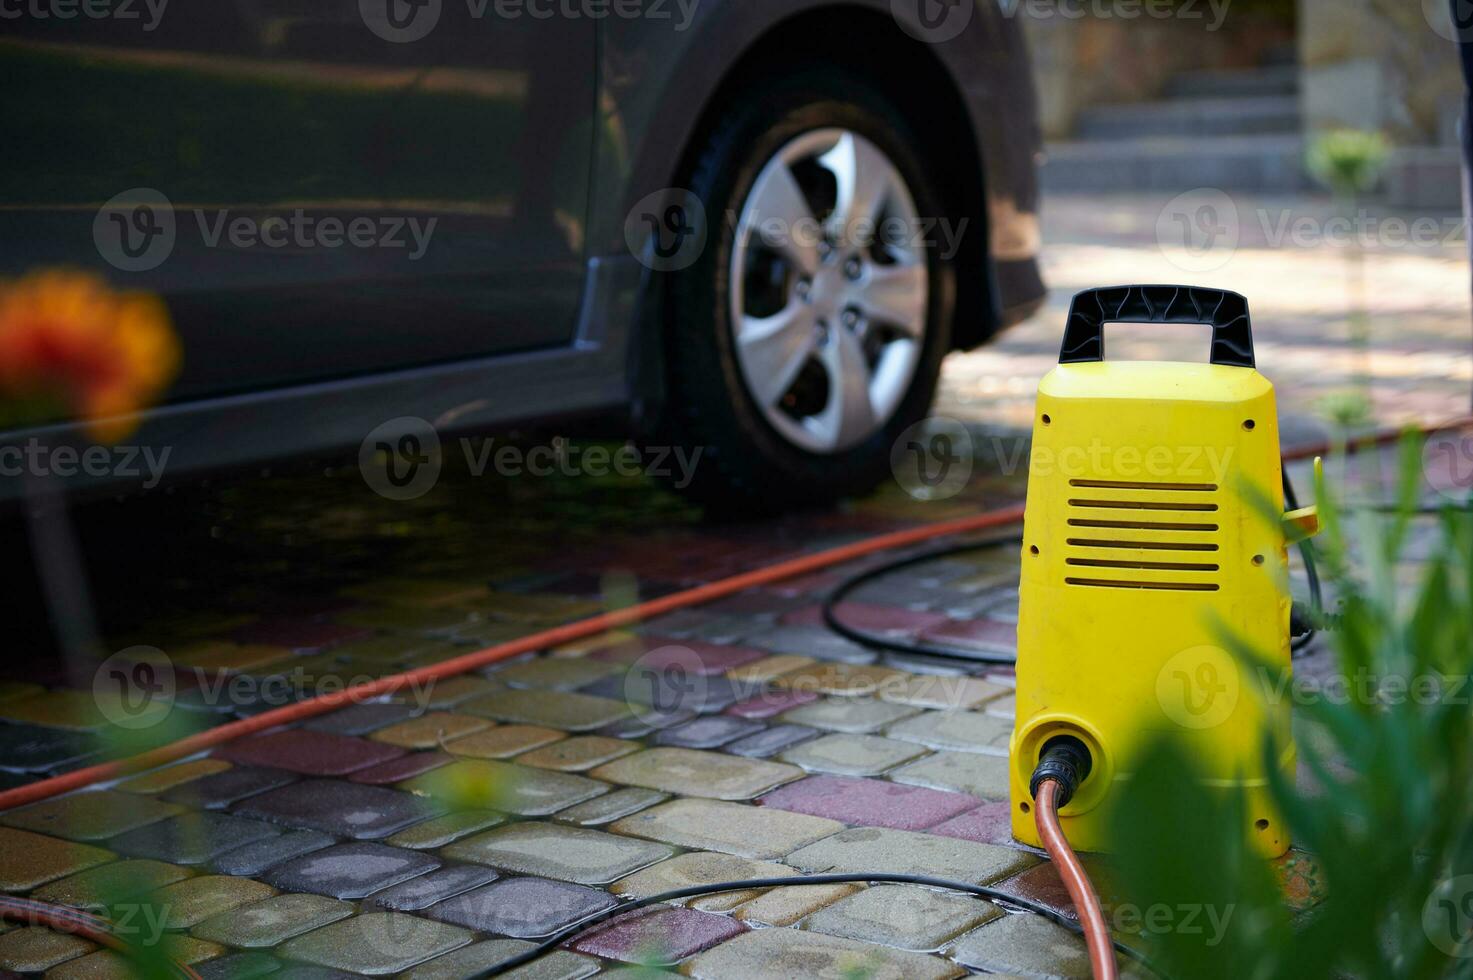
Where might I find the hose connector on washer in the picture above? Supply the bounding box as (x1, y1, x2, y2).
(1029, 735, 1093, 810)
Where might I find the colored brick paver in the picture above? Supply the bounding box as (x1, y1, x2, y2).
(613, 851, 798, 912)
(151, 874, 277, 929)
(262, 842, 440, 899)
(591, 748, 802, 800)
(610, 798, 842, 860)
(950, 910, 1109, 976)
(891, 750, 1012, 800)
(731, 881, 861, 926)
(554, 788, 668, 827)
(366, 864, 499, 911)
(494, 657, 623, 690)
(424, 876, 616, 938)
(885, 709, 1013, 754)
(276, 911, 472, 975)
(116, 759, 233, 795)
(879, 673, 1012, 710)
(0, 926, 95, 972)
(652, 716, 763, 749)
(683, 928, 963, 980)
(760, 774, 978, 830)
(369, 713, 490, 749)
(780, 733, 928, 776)
(31, 859, 193, 908)
(781, 602, 951, 636)
(570, 906, 746, 964)
(303, 702, 420, 737)
(516, 735, 640, 771)
(1, 790, 181, 842)
(0, 827, 114, 891)
(444, 725, 566, 759)
(191, 893, 356, 947)
(215, 730, 404, 776)
(50, 937, 226, 979)
(403, 939, 597, 980)
(385, 810, 506, 850)
(234, 779, 442, 839)
(443, 823, 672, 885)
(779, 697, 919, 733)
(723, 687, 818, 720)
(460, 690, 632, 732)
(787, 827, 1036, 883)
(927, 800, 1015, 846)
(348, 750, 454, 785)
(402, 760, 607, 816)
(0, 721, 98, 773)
(725, 724, 819, 759)
(802, 883, 1002, 951)
(213, 828, 335, 876)
(160, 766, 298, 810)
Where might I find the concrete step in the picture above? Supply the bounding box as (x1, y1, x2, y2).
(1164, 65, 1299, 99)
(1040, 135, 1309, 193)
(1074, 95, 1300, 140)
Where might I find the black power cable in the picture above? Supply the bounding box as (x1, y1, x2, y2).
(472, 872, 1163, 978)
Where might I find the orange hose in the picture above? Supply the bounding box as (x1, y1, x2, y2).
(0, 896, 202, 980)
(1035, 779, 1117, 980)
(0, 504, 1025, 811)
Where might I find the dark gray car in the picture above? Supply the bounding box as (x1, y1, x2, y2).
(1, 0, 1044, 507)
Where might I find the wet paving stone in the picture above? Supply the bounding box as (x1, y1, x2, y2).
(786, 827, 1036, 883)
(727, 654, 815, 683)
(683, 926, 962, 979)
(110, 812, 281, 866)
(460, 690, 632, 731)
(424, 876, 616, 938)
(494, 657, 623, 690)
(405, 938, 596, 980)
(49, 936, 227, 979)
(234, 779, 443, 839)
(760, 774, 978, 830)
(890, 750, 1011, 800)
(402, 760, 606, 816)
(215, 731, 405, 777)
(192, 892, 353, 949)
(779, 733, 928, 776)
(443, 822, 672, 885)
(653, 716, 763, 749)
(802, 883, 1001, 951)
(613, 851, 798, 912)
(0, 925, 95, 972)
(0, 827, 114, 891)
(926, 800, 1014, 846)
(724, 688, 819, 720)
(591, 748, 802, 801)
(276, 911, 472, 975)
(591, 640, 766, 675)
(779, 697, 920, 734)
(348, 750, 454, 785)
(884, 709, 1013, 755)
(554, 788, 668, 828)
(745, 626, 878, 665)
(195, 951, 282, 979)
(771, 662, 909, 697)
(212, 829, 337, 876)
(302, 702, 421, 737)
(407, 675, 506, 709)
(161, 766, 299, 810)
(0, 690, 114, 731)
(724, 724, 819, 759)
(610, 798, 842, 860)
(117, 759, 233, 795)
(151, 874, 278, 929)
(949, 910, 1104, 977)
(917, 617, 1018, 658)
(32, 859, 193, 907)
(879, 674, 1012, 710)
(595, 708, 697, 740)
(385, 811, 505, 850)
(732, 881, 861, 926)
(1, 789, 182, 842)
(570, 906, 745, 964)
(444, 725, 566, 759)
(365, 864, 499, 912)
(261, 841, 440, 899)
(781, 602, 950, 636)
(582, 672, 753, 715)
(515, 736, 639, 771)
(369, 713, 490, 749)
(231, 619, 372, 652)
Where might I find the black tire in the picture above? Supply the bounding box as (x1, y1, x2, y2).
(655, 68, 957, 513)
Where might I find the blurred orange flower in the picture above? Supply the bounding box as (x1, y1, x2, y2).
(0, 269, 179, 443)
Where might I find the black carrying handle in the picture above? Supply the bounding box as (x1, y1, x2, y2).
(1059, 285, 1255, 368)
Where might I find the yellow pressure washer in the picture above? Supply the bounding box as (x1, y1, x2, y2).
(1010, 285, 1320, 858)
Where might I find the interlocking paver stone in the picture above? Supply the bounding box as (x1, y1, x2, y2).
(772, 662, 909, 697)
(212, 829, 337, 876)
(444, 725, 566, 759)
(786, 827, 1036, 883)
(917, 617, 1018, 656)
(495, 657, 622, 690)
(385, 810, 505, 849)
(592, 640, 765, 674)
(555, 788, 668, 827)
(0, 722, 98, 773)
(614, 851, 798, 912)
(151, 874, 277, 930)
(885, 710, 1013, 755)
(1, 789, 181, 842)
(443, 822, 672, 885)
(110, 812, 280, 866)
(516, 736, 639, 771)
(611, 798, 842, 860)
(570, 906, 745, 964)
(782, 603, 950, 636)
(348, 750, 454, 785)
(48, 937, 226, 979)
(425, 876, 615, 938)
(0, 690, 113, 731)
(746, 625, 878, 665)
(732, 882, 862, 926)
(277, 912, 471, 976)
(460, 690, 631, 731)
(683, 925, 963, 979)
(231, 618, 370, 652)
(890, 750, 1011, 800)
(191, 893, 355, 947)
(760, 775, 978, 830)
(234, 779, 442, 839)
(725, 724, 819, 759)
(927, 800, 1014, 846)
(591, 748, 801, 800)
(727, 654, 814, 682)
(0, 926, 95, 972)
(195, 951, 282, 979)
(802, 883, 1001, 950)
(370, 713, 490, 749)
(261, 841, 440, 899)
(724, 688, 819, 719)
(652, 716, 763, 749)
(0, 827, 114, 891)
(780, 697, 919, 733)
(404, 939, 597, 980)
(403, 760, 607, 816)
(161, 766, 299, 810)
(780, 733, 928, 776)
(366, 864, 498, 911)
(32, 859, 193, 908)
(949, 911, 1105, 977)
(303, 702, 421, 737)
(879, 673, 1012, 710)
(117, 759, 232, 795)
(215, 731, 404, 776)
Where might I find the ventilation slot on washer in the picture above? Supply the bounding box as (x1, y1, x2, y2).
(1063, 484, 1222, 590)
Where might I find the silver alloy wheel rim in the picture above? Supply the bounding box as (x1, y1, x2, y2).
(730, 129, 929, 454)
